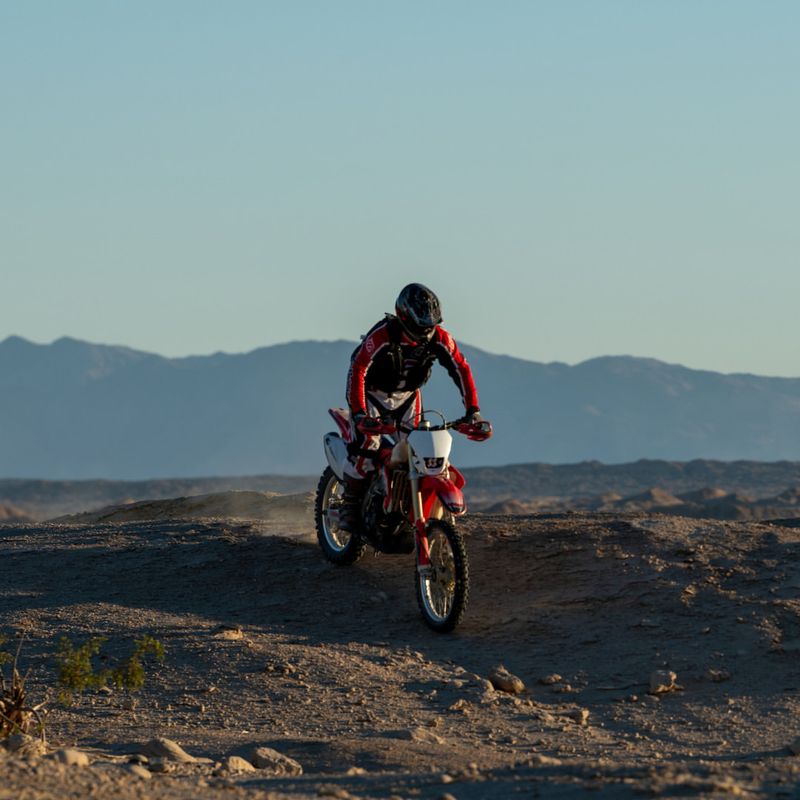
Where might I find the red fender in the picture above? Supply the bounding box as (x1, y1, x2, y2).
(328, 408, 353, 443)
(448, 465, 466, 490)
(419, 475, 466, 517)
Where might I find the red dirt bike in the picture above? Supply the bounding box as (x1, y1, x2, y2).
(315, 408, 492, 632)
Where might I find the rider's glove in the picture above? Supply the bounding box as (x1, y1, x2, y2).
(458, 407, 492, 441)
(463, 407, 482, 425)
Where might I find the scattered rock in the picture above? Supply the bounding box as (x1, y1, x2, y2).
(214, 625, 244, 640)
(529, 754, 562, 766)
(317, 788, 351, 799)
(564, 708, 590, 726)
(220, 755, 256, 773)
(488, 665, 525, 694)
(126, 764, 152, 780)
(53, 748, 90, 767)
(403, 727, 446, 745)
(251, 746, 303, 775)
(539, 673, 562, 685)
(649, 670, 680, 694)
(141, 737, 199, 763)
(705, 667, 731, 682)
(346, 766, 367, 775)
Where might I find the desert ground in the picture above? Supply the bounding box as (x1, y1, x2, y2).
(3, 491, 800, 798)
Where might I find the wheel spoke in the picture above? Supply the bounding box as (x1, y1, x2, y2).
(322, 480, 351, 551)
(421, 526, 457, 621)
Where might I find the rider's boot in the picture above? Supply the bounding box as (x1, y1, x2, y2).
(339, 476, 367, 534)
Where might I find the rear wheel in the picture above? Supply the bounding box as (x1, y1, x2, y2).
(315, 467, 367, 565)
(415, 519, 469, 632)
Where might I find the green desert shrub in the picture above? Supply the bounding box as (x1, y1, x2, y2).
(56, 635, 165, 704)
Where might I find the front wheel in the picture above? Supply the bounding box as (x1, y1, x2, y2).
(315, 466, 367, 565)
(415, 519, 470, 632)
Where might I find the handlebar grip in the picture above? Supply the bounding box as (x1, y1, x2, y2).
(455, 420, 493, 441)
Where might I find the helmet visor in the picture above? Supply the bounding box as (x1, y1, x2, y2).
(398, 312, 436, 341)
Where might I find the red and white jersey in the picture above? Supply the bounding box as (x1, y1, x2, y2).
(346, 316, 479, 417)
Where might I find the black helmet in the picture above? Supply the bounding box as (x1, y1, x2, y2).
(395, 283, 442, 341)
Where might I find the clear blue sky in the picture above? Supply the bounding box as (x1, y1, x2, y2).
(2, 2, 798, 375)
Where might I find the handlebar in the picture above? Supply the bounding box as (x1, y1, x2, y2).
(357, 415, 492, 441)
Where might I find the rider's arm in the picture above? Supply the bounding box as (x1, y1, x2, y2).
(431, 326, 480, 413)
(346, 322, 392, 416)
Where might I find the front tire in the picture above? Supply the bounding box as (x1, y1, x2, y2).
(315, 467, 367, 565)
(415, 519, 469, 632)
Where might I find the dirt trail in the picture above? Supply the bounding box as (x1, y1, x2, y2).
(2, 506, 800, 798)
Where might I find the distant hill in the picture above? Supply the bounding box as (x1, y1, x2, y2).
(2, 335, 800, 478)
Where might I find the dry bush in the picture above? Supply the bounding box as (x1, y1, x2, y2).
(0, 634, 45, 741)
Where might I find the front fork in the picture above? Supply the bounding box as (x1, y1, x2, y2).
(409, 470, 432, 574)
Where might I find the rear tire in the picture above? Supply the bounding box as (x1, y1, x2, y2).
(415, 519, 469, 632)
(315, 467, 367, 565)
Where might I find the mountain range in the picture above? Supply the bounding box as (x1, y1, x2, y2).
(2, 335, 800, 478)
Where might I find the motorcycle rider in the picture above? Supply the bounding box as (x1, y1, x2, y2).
(340, 283, 484, 533)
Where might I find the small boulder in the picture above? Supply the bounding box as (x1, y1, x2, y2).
(529, 754, 562, 766)
(250, 746, 303, 776)
(649, 670, 679, 694)
(564, 708, 590, 726)
(126, 764, 152, 780)
(214, 625, 244, 640)
(408, 727, 446, 745)
(221, 755, 256, 773)
(53, 748, 90, 767)
(141, 737, 197, 763)
(539, 674, 562, 685)
(488, 665, 525, 694)
(789, 738, 800, 756)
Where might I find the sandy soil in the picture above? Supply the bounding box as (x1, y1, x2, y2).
(3, 499, 800, 798)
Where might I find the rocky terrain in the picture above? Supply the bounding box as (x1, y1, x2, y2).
(463, 459, 800, 507)
(476, 483, 800, 522)
(3, 493, 800, 798)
